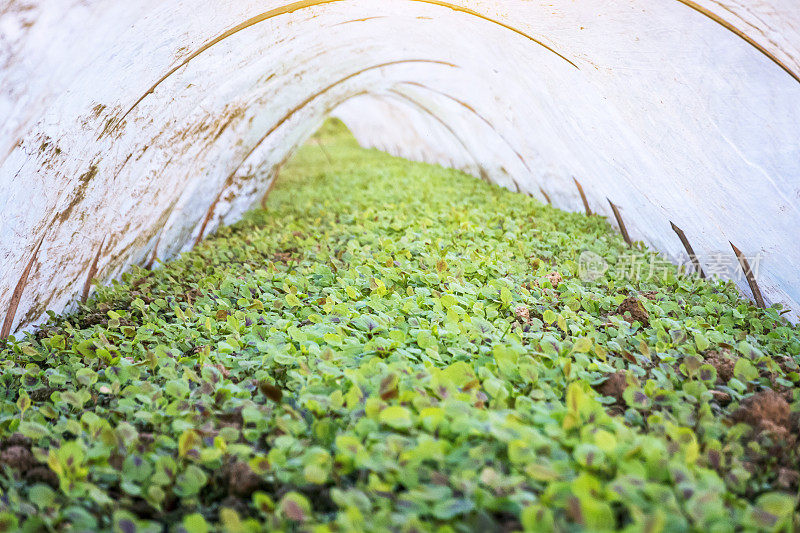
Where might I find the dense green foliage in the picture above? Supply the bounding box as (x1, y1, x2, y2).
(1, 121, 798, 532)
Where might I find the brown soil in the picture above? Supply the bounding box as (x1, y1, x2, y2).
(704, 350, 736, 384)
(595, 371, 628, 404)
(272, 250, 299, 264)
(24, 465, 59, 488)
(2, 433, 31, 449)
(731, 389, 790, 431)
(731, 389, 799, 492)
(225, 461, 263, 497)
(0, 446, 35, 472)
(776, 468, 800, 491)
(710, 390, 732, 405)
(546, 272, 563, 287)
(514, 306, 530, 323)
(0, 433, 58, 486)
(179, 287, 203, 305)
(77, 311, 109, 328)
(615, 296, 649, 326)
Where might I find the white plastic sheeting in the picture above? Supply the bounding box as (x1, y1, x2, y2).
(1, 0, 799, 335)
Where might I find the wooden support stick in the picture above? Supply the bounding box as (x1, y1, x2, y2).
(573, 178, 591, 215)
(82, 236, 107, 303)
(670, 222, 705, 278)
(539, 187, 552, 205)
(2, 235, 45, 339)
(606, 199, 632, 246)
(730, 242, 766, 309)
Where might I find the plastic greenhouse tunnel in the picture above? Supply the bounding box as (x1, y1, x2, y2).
(0, 1, 799, 531)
